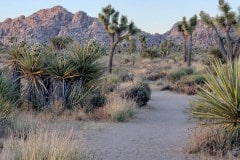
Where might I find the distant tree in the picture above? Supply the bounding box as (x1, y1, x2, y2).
(181, 15, 198, 66)
(177, 23, 188, 62)
(200, 0, 240, 61)
(138, 34, 146, 53)
(49, 36, 73, 50)
(128, 37, 137, 54)
(159, 39, 173, 57)
(98, 5, 139, 73)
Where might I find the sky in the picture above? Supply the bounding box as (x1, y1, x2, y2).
(0, 0, 239, 34)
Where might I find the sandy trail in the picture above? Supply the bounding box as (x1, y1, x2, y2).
(85, 91, 195, 160)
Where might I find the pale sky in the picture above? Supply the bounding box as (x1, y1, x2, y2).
(0, 0, 239, 34)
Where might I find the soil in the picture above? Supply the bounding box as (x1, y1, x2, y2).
(84, 91, 196, 160)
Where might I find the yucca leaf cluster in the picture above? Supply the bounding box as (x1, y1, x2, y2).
(0, 72, 19, 121)
(6, 41, 104, 112)
(192, 59, 240, 134)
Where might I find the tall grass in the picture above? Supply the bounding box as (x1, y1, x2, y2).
(1, 128, 91, 160)
(105, 95, 137, 122)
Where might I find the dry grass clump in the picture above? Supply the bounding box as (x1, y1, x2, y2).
(98, 94, 137, 122)
(0, 114, 96, 160)
(186, 126, 239, 159)
(1, 128, 90, 160)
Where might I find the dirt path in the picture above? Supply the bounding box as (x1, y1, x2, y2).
(85, 91, 195, 160)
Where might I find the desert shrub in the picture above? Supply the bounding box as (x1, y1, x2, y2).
(81, 91, 106, 113)
(136, 82, 151, 94)
(159, 39, 173, 57)
(191, 59, 240, 153)
(5, 42, 104, 112)
(208, 48, 225, 62)
(179, 74, 205, 85)
(0, 127, 93, 160)
(187, 126, 240, 157)
(0, 73, 19, 122)
(114, 69, 133, 82)
(123, 83, 151, 107)
(174, 74, 205, 95)
(167, 67, 195, 82)
(89, 94, 106, 109)
(106, 97, 137, 122)
(141, 47, 160, 59)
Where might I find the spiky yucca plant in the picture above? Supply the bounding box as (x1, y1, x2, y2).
(0, 73, 19, 121)
(46, 51, 79, 111)
(7, 45, 25, 94)
(192, 59, 240, 133)
(19, 50, 47, 110)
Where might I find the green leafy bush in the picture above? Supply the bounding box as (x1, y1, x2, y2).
(141, 47, 160, 59)
(174, 74, 205, 95)
(168, 67, 195, 82)
(123, 83, 151, 107)
(89, 94, 106, 108)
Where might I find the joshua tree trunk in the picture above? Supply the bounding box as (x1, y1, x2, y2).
(187, 35, 193, 67)
(184, 38, 187, 62)
(108, 43, 117, 73)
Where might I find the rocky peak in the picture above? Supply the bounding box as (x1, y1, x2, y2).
(164, 20, 216, 50)
(0, 6, 217, 50)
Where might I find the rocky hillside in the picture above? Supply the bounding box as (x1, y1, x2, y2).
(164, 20, 217, 50)
(0, 6, 217, 50)
(0, 6, 163, 47)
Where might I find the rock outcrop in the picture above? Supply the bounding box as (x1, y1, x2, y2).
(0, 6, 163, 47)
(163, 20, 217, 50)
(0, 6, 221, 50)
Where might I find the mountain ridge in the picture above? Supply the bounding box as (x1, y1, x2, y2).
(0, 6, 215, 49)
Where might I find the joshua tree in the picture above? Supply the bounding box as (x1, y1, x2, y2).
(177, 23, 188, 62)
(200, 0, 240, 61)
(138, 34, 146, 53)
(98, 5, 139, 73)
(128, 37, 137, 54)
(159, 39, 173, 57)
(181, 15, 197, 66)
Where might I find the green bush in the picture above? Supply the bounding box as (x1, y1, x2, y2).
(82, 93, 106, 113)
(168, 67, 195, 82)
(115, 69, 133, 82)
(179, 74, 205, 85)
(89, 94, 106, 108)
(141, 47, 160, 59)
(174, 74, 205, 95)
(123, 83, 151, 107)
